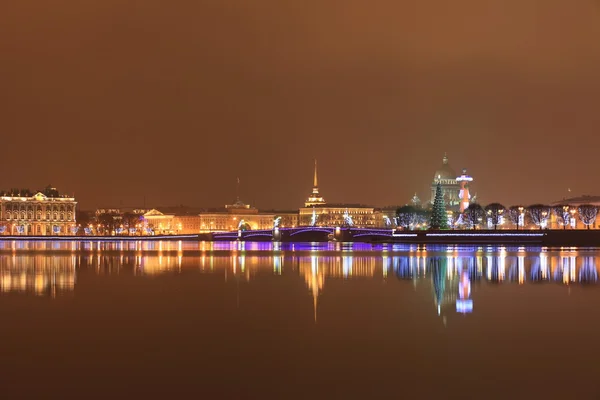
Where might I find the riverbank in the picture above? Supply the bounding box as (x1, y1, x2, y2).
(0, 234, 199, 241)
(0, 230, 599, 247)
(374, 229, 600, 247)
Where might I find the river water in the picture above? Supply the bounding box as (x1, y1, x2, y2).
(1, 241, 600, 399)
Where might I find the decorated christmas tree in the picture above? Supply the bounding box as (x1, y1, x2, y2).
(430, 182, 448, 229)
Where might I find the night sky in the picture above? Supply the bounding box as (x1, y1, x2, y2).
(2, 1, 600, 210)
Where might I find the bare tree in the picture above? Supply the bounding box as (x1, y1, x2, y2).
(527, 204, 551, 229)
(464, 203, 485, 230)
(396, 205, 428, 230)
(552, 205, 571, 230)
(577, 204, 598, 229)
(396, 205, 417, 230)
(448, 211, 462, 230)
(485, 203, 506, 230)
(506, 206, 524, 229)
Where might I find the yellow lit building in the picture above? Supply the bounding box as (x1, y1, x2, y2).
(143, 201, 297, 234)
(298, 160, 382, 228)
(0, 186, 77, 235)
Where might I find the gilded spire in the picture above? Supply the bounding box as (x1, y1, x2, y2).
(305, 159, 326, 207)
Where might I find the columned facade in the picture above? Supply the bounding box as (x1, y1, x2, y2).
(0, 188, 77, 235)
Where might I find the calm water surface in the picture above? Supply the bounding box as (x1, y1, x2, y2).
(2, 241, 600, 399)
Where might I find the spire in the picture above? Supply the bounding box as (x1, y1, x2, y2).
(443, 153, 448, 165)
(305, 159, 326, 207)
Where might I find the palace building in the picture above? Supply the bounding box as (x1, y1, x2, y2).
(0, 186, 77, 235)
(143, 201, 299, 234)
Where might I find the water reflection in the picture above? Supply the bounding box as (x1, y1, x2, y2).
(0, 255, 76, 297)
(2, 245, 600, 317)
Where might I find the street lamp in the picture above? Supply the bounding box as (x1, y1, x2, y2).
(570, 208, 577, 229)
(541, 211, 548, 230)
(517, 206, 524, 230)
(562, 206, 570, 230)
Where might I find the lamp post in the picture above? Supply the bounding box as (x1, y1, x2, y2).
(541, 211, 548, 230)
(570, 208, 577, 230)
(562, 206, 569, 230)
(518, 206, 524, 230)
(498, 208, 504, 230)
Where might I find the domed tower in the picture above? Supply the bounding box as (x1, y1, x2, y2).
(430, 154, 460, 211)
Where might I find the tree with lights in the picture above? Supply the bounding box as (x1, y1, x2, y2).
(484, 203, 506, 230)
(527, 204, 551, 229)
(552, 205, 571, 230)
(506, 206, 524, 229)
(577, 204, 598, 229)
(396, 205, 418, 230)
(429, 182, 448, 229)
(464, 203, 485, 229)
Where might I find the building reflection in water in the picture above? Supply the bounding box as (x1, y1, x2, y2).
(0, 255, 76, 297)
(3, 245, 600, 316)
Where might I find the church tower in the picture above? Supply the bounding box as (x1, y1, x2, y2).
(430, 153, 460, 211)
(305, 159, 326, 207)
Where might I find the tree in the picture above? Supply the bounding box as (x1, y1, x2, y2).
(506, 206, 524, 229)
(577, 204, 598, 229)
(527, 204, 551, 229)
(464, 203, 485, 230)
(552, 205, 571, 230)
(448, 211, 462, 229)
(123, 212, 142, 234)
(484, 203, 506, 230)
(429, 182, 448, 229)
(396, 205, 418, 230)
(97, 212, 120, 235)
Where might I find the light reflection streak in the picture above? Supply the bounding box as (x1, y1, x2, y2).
(3, 245, 600, 316)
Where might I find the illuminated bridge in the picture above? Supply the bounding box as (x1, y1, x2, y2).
(211, 228, 548, 244)
(211, 227, 408, 242)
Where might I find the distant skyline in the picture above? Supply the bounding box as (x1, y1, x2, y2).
(2, 1, 599, 209)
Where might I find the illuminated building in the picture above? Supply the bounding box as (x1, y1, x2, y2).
(197, 201, 275, 232)
(143, 201, 298, 234)
(0, 186, 77, 235)
(95, 206, 150, 218)
(304, 159, 326, 207)
(142, 209, 203, 234)
(430, 154, 461, 211)
(298, 160, 381, 227)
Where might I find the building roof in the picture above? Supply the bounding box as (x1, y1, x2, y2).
(551, 195, 600, 206)
(302, 203, 375, 209)
(433, 154, 457, 180)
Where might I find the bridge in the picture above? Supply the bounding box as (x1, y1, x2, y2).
(210, 227, 548, 244)
(211, 227, 399, 242)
